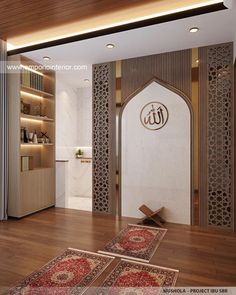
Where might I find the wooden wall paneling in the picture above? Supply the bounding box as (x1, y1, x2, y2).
(121, 50, 192, 102)
(234, 60, 236, 232)
(92, 62, 116, 215)
(20, 168, 55, 217)
(198, 47, 208, 227)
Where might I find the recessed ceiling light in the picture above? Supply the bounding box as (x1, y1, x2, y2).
(106, 43, 115, 49)
(196, 59, 199, 64)
(189, 27, 199, 33)
(84, 79, 90, 83)
(43, 56, 51, 61)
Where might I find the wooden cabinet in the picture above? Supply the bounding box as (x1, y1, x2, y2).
(8, 55, 56, 218)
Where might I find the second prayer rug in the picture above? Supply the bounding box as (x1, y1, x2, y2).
(99, 224, 167, 262)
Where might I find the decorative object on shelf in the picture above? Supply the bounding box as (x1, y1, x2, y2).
(20, 127, 25, 143)
(40, 102, 46, 117)
(20, 99, 24, 113)
(75, 149, 84, 158)
(28, 132, 34, 143)
(32, 103, 41, 116)
(33, 130, 38, 144)
(40, 131, 50, 144)
(21, 156, 34, 171)
(23, 128, 28, 143)
(23, 102, 31, 114)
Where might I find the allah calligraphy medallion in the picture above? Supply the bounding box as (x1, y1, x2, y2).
(140, 101, 169, 131)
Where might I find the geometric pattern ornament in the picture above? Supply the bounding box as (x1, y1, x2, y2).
(92, 63, 115, 214)
(207, 43, 233, 228)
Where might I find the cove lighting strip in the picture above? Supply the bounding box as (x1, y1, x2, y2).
(21, 117, 43, 123)
(20, 91, 43, 99)
(21, 144, 43, 147)
(7, 0, 223, 51)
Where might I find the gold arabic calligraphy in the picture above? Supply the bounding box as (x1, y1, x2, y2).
(144, 104, 165, 126)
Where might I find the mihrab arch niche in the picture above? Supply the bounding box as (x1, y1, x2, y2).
(120, 79, 193, 224)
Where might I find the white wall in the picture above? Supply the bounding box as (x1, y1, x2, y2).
(121, 81, 191, 224)
(77, 87, 92, 147)
(56, 75, 92, 201)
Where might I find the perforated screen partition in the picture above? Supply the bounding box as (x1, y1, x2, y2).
(92, 62, 116, 214)
(200, 43, 234, 229)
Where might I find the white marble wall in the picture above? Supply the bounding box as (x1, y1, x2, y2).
(56, 161, 69, 207)
(56, 75, 92, 208)
(77, 87, 92, 147)
(121, 81, 191, 224)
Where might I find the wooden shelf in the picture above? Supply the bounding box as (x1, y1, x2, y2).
(21, 167, 53, 172)
(21, 113, 54, 122)
(21, 143, 54, 146)
(21, 85, 54, 98)
(75, 157, 92, 160)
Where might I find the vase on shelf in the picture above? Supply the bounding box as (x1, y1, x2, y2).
(33, 130, 38, 144)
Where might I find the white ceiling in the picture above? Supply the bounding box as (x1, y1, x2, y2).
(24, 6, 236, 88)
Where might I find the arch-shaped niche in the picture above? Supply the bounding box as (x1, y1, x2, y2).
(120, 78, 193, 224)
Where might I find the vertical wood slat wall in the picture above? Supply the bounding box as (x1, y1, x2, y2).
(121, 49, 192, 103)
(0, 39, 8, 220)
(233, 59, 236, 232)
(234, 60, 236, 231)
(199, 47, 208, 227)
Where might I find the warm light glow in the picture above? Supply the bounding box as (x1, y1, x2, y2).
(21, 64, 44, 76)
(7, 0, 223, 51)
(43, 56, 51, 61)
(20, 91, 43, 100)
(21, 144, 43, 147)
(84, 79, 90, 82)
(189, 27, 200, 33)
(21, 117, 43, 123)
(106, 43, 115, 49)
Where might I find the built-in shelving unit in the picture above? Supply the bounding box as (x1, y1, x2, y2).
(8, 55, 56, 218)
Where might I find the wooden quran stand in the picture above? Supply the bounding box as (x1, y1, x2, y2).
(138, 204, 166, 228)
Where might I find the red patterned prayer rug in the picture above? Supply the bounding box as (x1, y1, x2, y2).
(5, 248, 114, 295)
(97, 259, 179, 295)
(99, 224, 167, 262)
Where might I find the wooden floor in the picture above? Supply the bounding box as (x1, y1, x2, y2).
(0, 208, 236, 292)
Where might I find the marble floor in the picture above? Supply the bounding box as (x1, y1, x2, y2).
(67, 196, 92, 211)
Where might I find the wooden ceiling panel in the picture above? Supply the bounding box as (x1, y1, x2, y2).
(0, 0, 161, 39)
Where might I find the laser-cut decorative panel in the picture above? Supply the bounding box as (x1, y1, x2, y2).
(92, 62, 116, 214)
(207, 43, 233, 228)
